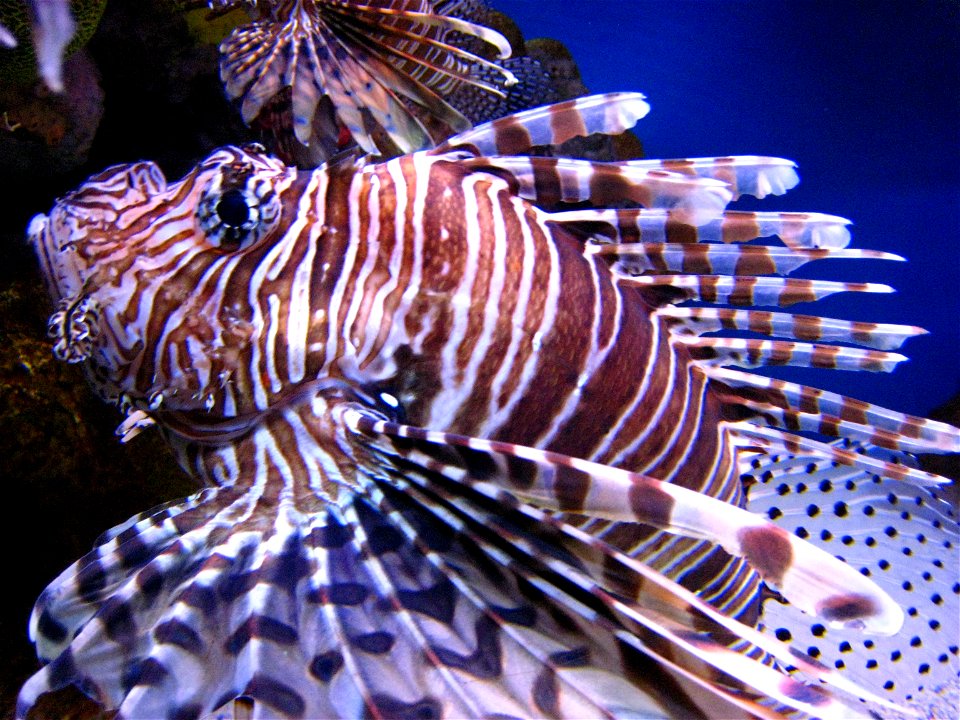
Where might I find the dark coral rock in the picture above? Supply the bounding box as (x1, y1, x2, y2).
(0, 273, 194, 718)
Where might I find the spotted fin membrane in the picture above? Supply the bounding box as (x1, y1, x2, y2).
(747, 442, 959, 718)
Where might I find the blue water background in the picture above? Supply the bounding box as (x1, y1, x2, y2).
(505, 0, 960, 419)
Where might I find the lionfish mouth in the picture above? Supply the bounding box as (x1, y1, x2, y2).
(28, 211, 81, 306)
(27, 212, 105, 364)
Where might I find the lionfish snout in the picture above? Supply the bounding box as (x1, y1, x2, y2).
(27, 162, 170, 369)
(29, 161, 170, 302)
(28, 212, 75, 305)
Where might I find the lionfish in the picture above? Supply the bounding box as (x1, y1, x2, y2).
(20, 94, 959, 718)
(213, 0, 556, 165)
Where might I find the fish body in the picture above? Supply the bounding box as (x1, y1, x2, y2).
(19, 95, 960, 718)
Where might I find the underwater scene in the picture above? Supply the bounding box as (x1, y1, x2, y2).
(0, 1, 957, 718)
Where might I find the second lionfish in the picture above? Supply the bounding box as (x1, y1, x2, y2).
(214, 0, 556, 164)
(19, 94, 960, 717)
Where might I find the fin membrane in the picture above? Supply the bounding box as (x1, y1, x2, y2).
(746, 443, 959, 716)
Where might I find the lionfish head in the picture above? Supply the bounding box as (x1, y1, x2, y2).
(28, 146, 301, 421)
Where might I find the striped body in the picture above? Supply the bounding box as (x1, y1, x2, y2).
(21, 96, 960, 718)
(36, 142, 756, 615)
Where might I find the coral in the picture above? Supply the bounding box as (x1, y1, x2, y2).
(0, 50, 104, 176)
(0, 0, 107, 89)
(0, 275, 193, 716)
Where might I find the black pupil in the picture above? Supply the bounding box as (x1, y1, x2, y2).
(216, 189, 250, 227)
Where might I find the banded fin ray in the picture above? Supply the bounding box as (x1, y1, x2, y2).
(459, 155, 799, 212)
(673, 336, 907, 373)
(622, 273, 893, 308)
(719, 397, 945, 459)
(549, 208, 853, 249)
(436, 92, 652, 156)
(622, 156, 799, 199)
(341, 406, 905, 635)
(343, 405, 908, 717)
(703, 366, 960, 454)
(728, 423, 954, 486)
(588, 242, 900, 277)
(462, 155, 734, 221)
(656, 307, 926, 352)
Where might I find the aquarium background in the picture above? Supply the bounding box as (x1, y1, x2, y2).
(0, 0, 957, 715)
(508, 0, 960, 420)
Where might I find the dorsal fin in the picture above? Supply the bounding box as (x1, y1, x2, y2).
(588, 242, 899, 276)
(549, 208, 853, 249)
(656, 307, 925, 351)
(436, 92, 651, 155)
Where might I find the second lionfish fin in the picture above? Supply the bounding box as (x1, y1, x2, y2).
(436, 92, 652, 155)
(220, 16, 428, 151)
(322, 34, 468, 144)
(220, 22, 291, 124)
(220, 0, 517, 155)
(302, 22, 433, 153)
(326, 4, 516, 89)
(340, 407, 905, 635)
(325, 1, 514, 60)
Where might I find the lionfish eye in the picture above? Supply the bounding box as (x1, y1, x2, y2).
(197, 164, 281, 250)
(216, 189, 251, 227)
